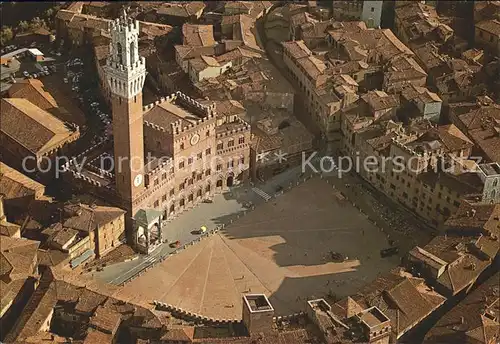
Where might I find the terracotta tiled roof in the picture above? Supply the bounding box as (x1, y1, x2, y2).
(212, 99, 246, 117)
(385, 55, 428, 84)
(157, 2, 205, 17)
(75, 288, 108, 314)
(37, 248, 69, 268)
(160, 328, 192, 341)
(216, 46, 262, 64)
(182, 23, 215, 47)
(90, 305, 122, 333)
(476, 19, 500, 35)
(221, 13, 254, 27)
(229, 14, 260, 50)
(362, 91, 400, 111)
(224, 1, 254, 12)
(436, 124, 474, 152)
(0, 98, 77, 155)
(445, 203, 500, 237)
(420, 235, 493, 295)
(49, 227, 79, 248)
(65, 2, 84, 13)
(0, 220, 20, 237)
(175, 44, 216, 61)
(282, 40, 311, 60)
(328, 25, 413, 62)
(331, 296, 364, 319)
(1, 279, 30, 320)
(0, 162, 45, 201)
(56, 9, 77, 22)
(395, 2, 440, 40)
(423, 272, 499, 344)
(8, 80, 58, 111)
(83, 330, 113, 344)
(343, 269, 446, 338)
(451, 101, 500, 163)
(62, 203, 125, 233)
(401, 84, 441, 104)
(143, 99, 197, 129)
(6, 267, 162, 342)
(289, 12, 317, 28)
(0, 236, 39, 280)
(140, 21, 173, 38)
(197, 328, 321, 344)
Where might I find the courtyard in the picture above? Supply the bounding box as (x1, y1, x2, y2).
(111, 177, 399, 319)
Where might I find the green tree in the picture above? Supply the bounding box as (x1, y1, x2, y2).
(29, 17, 47, 31)
(0, 26, 13, 45)
(18, 20, 29, 32)
(45, 8, 54, 18)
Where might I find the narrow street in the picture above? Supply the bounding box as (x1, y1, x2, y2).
(255, 9, 323, 145)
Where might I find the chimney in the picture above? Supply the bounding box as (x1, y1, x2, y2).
(0, 194, 6, 222)
(460, 316, 464, 324)
(242, 294, 275, 335)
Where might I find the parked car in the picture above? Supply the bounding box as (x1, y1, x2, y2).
(23, 71, 29, 77)
(380, 247, 399, 258)
(63, 78, 68, 83)
(170, 240, 181, 248)
(329, 251, 347, 263)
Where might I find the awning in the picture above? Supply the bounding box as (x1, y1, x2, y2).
(70, 249, 94, 268)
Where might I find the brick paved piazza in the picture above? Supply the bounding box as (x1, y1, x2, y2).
(113, 178, 399, 319)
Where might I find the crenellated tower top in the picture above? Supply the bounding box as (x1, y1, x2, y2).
(103, 10, 146, 99)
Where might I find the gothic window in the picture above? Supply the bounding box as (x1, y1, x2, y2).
(493, 179, 498, 187)
(117, 42, 123, 65)
(130, 42, 134, 64)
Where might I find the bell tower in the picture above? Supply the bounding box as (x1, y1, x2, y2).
(104, 11, 146, 207)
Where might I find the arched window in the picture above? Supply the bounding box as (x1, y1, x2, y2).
(493, 178, 498, 187)
(130, 42, 134, 64)
(117, 42, 123, 65)
(491, 189, 496, 199)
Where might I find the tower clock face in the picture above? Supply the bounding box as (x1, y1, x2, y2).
(134, 174, 143, 187)
(190, 134, 200, 146)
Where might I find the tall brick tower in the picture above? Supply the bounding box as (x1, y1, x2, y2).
(104, 11, 146, 209)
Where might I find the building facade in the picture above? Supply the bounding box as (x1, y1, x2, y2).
(67, 12, 250, 253)
(332, 1, 383, 29)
